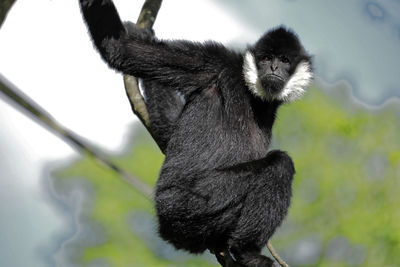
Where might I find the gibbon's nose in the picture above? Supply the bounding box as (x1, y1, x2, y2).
(270, 59, 279, 71)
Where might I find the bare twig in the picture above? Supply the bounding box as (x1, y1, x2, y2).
(123, 0, 163, 151)
(0, 74, 153, 199)
(267, 241, 289, 267)
(0, 0, 16, 27)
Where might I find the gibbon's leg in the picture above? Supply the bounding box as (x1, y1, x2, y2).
(227, 150, 294, 267)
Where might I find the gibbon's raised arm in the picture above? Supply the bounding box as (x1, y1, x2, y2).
(79, 0, 220, 90)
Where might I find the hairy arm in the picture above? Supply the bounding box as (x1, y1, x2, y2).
(80, 0, 220, 93)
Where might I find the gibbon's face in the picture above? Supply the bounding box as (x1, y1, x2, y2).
(257, 53, 292, 95)
(243, 27, 313, 102)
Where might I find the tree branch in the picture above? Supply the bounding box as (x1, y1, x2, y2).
(267, 241, 289, 267)
(123, 0, 163, 151)
(0, 74, 153, 199)
(0, 0, 15, 27)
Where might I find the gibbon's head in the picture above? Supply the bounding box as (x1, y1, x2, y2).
(243, 26, 313, 102)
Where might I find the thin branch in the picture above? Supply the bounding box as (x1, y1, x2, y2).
(267, 241, 289, 267)
(123, 0, 163, 151)
(136, 0, 162, 29)
(0, 0, 16, 27)
(0, 73, 153, 199)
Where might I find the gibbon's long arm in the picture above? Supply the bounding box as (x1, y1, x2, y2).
(79, 0, 220, 92)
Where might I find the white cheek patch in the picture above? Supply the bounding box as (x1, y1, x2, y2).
(243, 50, 313, 102)
(243, 51, 268, 100)
(275, 61, 313, 102)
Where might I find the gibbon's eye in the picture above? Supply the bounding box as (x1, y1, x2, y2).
(281, 56, 290, 64)
(263, 55, 272, 62)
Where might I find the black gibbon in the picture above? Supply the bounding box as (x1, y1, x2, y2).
(79, 1, 313, 266)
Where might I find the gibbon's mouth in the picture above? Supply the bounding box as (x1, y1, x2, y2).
(266, 74, 284, 81)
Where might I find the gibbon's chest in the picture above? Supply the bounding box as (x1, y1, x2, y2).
(171, 82, 270, 161)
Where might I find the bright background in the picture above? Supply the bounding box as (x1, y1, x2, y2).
(0, 0, 399, 266)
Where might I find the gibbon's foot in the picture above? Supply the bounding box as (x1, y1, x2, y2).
(230, 247, 275, 267)
(242, 255, 275, 267)
(212, 249, 246, 267)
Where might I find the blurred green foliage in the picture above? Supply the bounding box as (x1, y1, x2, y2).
(53, 84, 400, 267)
(273, 85, 400, 267)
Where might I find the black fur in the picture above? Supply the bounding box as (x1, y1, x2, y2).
(79, 1, 312, 266)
